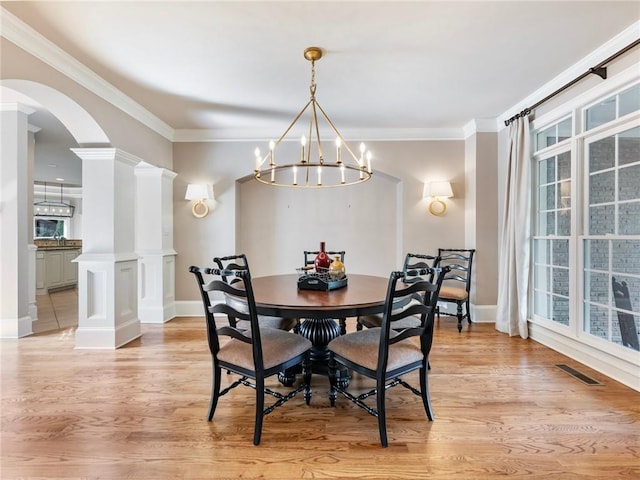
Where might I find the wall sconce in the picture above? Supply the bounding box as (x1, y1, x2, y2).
(185, 183, 214, 218)
(424, 181, 453, 216)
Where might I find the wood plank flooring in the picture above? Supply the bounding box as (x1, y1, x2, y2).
(1, 315, 639, 479)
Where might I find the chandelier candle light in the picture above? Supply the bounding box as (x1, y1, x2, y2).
(253, 47, 373, 188)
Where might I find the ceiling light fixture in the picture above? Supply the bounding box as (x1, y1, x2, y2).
(34, 182, 75, 218)
(253, 46, 373, 188)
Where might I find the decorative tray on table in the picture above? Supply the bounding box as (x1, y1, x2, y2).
(296, 267, 348, 291)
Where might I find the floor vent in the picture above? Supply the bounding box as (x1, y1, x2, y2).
(555, 364, 602, 386)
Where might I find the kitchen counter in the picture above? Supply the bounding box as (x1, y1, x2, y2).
(35, 239, 82, 251)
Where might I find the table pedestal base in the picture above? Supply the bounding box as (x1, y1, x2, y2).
(297, 318, 350, 389)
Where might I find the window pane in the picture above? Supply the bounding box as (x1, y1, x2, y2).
(539, 157, 555, 183)
(619, 201, 640, 235)
(589, 171, 615, 204)
(535, 291, 550, 318)
(558, 118, 572, 142)
(534, 239, 551, 264)
(585, 239, 609, 271)
(619, 126, 640, 167)
(553, 267, 569, 296)
(585, 303, 609, 340)
(558, 180, 571, 208)
(552, 296, 569, 325)
(586, 97, 616, 130)
(535, 265, 550, 290)
(536, 125, 556, 150)
(587, 271, 609, 303)
(619, 84, 640, 117)
(613, 275, 640, 312)
(612, 240, 640, 276)
(619, 165, 640, 201)
(589, 204, 615, 235)
(589, 137, 615, 172)
(557, 210, 571, 236)
(552, 239, 569, 266)
(539, 211, 555, 235)
(558, 152, 571, 180)
(540, 184, 555, 210)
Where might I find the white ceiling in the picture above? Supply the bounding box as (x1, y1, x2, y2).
(2, 1, 640, 184)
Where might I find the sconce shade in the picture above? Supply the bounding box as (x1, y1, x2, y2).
(185, 183, 214, 201)
(425, 181, 453, 199)
(185, 183, 214, 218)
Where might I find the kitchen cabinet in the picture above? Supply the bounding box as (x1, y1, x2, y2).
(36, 248, 79, 294)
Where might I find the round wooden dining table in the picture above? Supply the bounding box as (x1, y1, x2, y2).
(251, 273, 391, 386)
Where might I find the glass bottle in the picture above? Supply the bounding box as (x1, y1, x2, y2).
(329, 255, 346, 280)
(314, 241, 331, 271)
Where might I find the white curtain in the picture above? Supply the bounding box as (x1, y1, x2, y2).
(496, 116, 530, 338)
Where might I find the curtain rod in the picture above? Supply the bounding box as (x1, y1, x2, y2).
(504, 38, 640, 126)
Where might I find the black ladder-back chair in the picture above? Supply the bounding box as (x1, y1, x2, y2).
(189, 266, 312, 445)
(435, 248, 475, 332)
(303, 249, 347, 335)
(327, 266, 448, 447)
(356, 253, 439, 331)
(612, 277, 640, 351)
(213, 254, 297, 332)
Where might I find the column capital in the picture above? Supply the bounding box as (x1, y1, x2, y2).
(71, 147, 144, 167)
(134, 162, 178, 180)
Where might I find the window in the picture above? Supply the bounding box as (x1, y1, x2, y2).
(532, 81, 640, 354)
(34, 218, 67, 238)
(533, 147, 571, 326)
(583, 125, 640, 349)
(585, 83, 640, 131)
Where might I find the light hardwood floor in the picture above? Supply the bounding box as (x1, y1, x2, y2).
(1, 312, 639, 479)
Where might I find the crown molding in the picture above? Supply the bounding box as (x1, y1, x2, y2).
(462, 119, 499, 138)
(498, 20, 640, 128)
(1, 7, 174, 141)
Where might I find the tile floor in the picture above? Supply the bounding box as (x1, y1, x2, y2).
(33, 287, 78, 333)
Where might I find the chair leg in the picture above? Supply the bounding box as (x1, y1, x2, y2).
(303, 354, 312, 405)
(339, 318, 347, 335)
(328, 355, 338, 407)
(207, 365, 222, 421)
(253, 377, 265, 446)
(356, 319, 363, 331)
(419, 364, 434, 421)
(376, 378, 388, 447)
(466, 299, 472, 324)
(456, 302, 463, 333)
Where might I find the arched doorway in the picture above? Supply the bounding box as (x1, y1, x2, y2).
(0, 80, 109, 339)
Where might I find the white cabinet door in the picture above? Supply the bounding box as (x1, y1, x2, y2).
(63, 250, 79, 284)
(45, 251, 64, 288)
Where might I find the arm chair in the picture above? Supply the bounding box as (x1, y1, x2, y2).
(303, 249, 348, 335)
(434, 248, 475, 332)
(213, 254, 297, 332)
(356, 253, 439, 331)
(327, 266, 448, 447)
(189, 266, 312, 445)
(612, 277, 640, 351)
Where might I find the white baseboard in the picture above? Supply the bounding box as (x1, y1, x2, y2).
(437, 301, 496, 323)
(529, 322, 640, 392)
(175, 300, 206, 317)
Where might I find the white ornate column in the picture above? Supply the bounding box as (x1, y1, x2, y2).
(0, 103, 34, 338)
(134, 163, 177, 323)
(72, 148, 141, 348)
